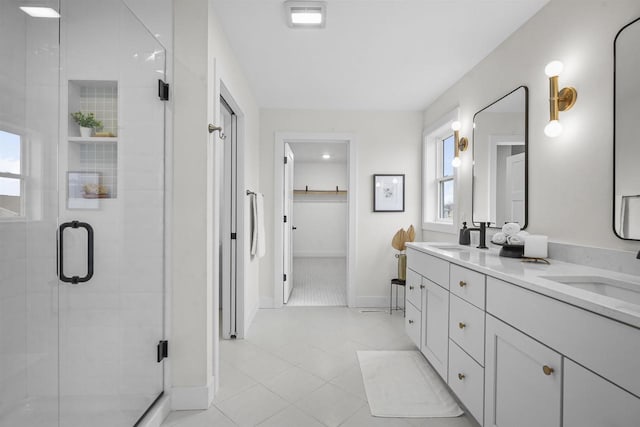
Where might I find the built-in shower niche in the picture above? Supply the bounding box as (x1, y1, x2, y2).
(67, 80, 118, 207)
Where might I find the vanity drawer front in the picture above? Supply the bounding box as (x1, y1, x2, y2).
(487, 276, 640, 397)
(406, 268, 422, 310)
(449, 294, 485, 365)
(405, 301, 421, 348)
(407, 248, 449, 289)
(450, 264, 486, 309)
(448, 340, 484, 424)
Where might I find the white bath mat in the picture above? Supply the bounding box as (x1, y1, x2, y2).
(357, 350, 463, 418)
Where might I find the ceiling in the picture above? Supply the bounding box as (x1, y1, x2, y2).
(289, 142, 348, 163)
(211, 0, 549, 111)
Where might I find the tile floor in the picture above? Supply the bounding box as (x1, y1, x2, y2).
(288, 258, 347, 306)
(162, 307, 479, 427)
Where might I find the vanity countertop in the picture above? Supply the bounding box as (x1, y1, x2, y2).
(406, 242, 640, 329)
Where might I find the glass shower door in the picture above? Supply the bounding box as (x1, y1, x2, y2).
(58, 0, 166, 425)
(0, 1, 61, 426)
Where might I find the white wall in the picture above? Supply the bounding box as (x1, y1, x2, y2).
(260, 110, 423, 307)
(423, 0, 640, 253)
(172, 0, 260, 409)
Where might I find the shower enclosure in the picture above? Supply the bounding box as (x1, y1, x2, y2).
(0, 1, 166, 426)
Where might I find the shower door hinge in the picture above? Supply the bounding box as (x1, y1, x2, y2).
(284, 156, 288, 164)
(283, 274, 287, 282)
(157, 340, 168, 362)
(231, 233, 237, 240)
(283, 215, 287, 223)
(158, 80, 169, 101)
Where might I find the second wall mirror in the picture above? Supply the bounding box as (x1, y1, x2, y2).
(472, 86, 528, 228)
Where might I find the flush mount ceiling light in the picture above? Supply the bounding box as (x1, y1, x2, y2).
(322, 153, 331, 159)
(285, 1, 326, 28)
(19, 6, 60, 18)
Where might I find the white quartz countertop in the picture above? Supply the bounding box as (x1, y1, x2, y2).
(406, 242, 640, 329)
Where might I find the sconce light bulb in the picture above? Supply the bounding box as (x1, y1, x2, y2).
(545, 60, 564, 77)
(451, 156, 462, 168)
(544, 120, 563, 138)
(451, 121, 462, 131)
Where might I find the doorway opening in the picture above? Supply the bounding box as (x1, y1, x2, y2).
(274, 133, 357, 309)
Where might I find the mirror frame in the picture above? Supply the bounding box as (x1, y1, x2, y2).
(613, 16, 640, 241)
(471, 85, 529, 229)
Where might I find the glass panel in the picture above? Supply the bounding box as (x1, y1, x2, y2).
(0, 1, 60, 426)
(0, 130, 21, 174)
(58, 0, 165, 425)
(442, 135, 454, 177)
(440, 179, 454, 220)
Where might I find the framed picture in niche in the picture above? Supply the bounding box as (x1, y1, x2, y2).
(373, 174, 405, 212)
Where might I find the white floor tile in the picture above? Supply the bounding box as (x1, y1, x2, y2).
(215, 384, 289, 427)
(162, 406, 236, 427)
(214, 360, 258, 403)
(296, 348, 356, 381)
(257, 405, 325, 427)
(233, 351, 294, 383)
(261, 366, 325, 403)
(294, 383, 365, 427)
(329, 365, 367, 399)
(340, 406, 413, 427)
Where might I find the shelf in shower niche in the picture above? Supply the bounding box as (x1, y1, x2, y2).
(68, 137, 117, 143)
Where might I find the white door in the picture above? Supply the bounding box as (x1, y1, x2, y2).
(283, 143, 294, 303)
(484, 316, 562, 427)
(505, 152, 525, 225)
(221, 98, 238, 338)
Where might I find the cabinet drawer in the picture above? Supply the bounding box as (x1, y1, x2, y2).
(406, 268, 422, 310)
(407, 248, 449, 289)
(405, 301, 421, 348)
(450, 264, 485, 309)
(487, 276, 640, 397)
(448, 340, 484, 424)
(449, 294, 485, 365)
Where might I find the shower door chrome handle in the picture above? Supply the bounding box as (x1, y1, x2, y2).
(58, 221, 94, 284)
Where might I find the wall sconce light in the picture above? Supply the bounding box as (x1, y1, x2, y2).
(451, 121, 468, 168)
(544, 60, 577, 138)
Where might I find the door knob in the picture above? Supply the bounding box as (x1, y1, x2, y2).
(292, 226, 297, 230)
(409, 285, 414, 290)
(408, 319, 414, 324)
(542, 365, 554, 376)
(458, 322, 466, 329)
(459, 281, 467, 287)
(420, 284, 425, 289)
(458, 373, 465, 380)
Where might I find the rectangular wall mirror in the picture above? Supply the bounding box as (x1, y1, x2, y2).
(472, 86, 528, 228)
(614, 17, 640, 241)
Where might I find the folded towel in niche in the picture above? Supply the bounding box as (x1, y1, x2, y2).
(491, 232, 507, 244)
(502, 222, 521, 236)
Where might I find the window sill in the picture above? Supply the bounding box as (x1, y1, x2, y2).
(422, 221, 456, 235)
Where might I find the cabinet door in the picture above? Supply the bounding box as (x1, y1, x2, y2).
(485, 316, 562, 427)
(421, 279, 449, 380)
(405, 300, 421, 348)
(564, 359, 640, 427)
(406, 268, 422, 309)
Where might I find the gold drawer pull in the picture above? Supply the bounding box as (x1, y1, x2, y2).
(458, 322, 466, 329)
(458, 373, 465, 380)
(459, 281, 467, 287)
(408, 319, 414, 324)
(409, 285, 415, 290)
(542, 365, 554, 376)
(420, 284, 425, 289)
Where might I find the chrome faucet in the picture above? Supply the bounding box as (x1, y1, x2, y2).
(462, 222, 490, 249)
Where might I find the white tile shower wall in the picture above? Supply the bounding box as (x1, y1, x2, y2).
(79, 143, 118, 197)
(79, 85, 118, 135)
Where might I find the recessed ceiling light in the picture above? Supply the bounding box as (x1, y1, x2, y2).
(285, 1, 326, 28)
(322, 154, 331, 159)
(19, 7, 60, 18)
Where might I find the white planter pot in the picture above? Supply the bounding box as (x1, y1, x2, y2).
(80, 126, 92, 138)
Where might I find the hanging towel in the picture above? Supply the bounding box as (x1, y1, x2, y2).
(250, 193, 258, 256)
(256, 193, 266, 258)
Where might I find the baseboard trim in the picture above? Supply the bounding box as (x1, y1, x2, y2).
(137, 394, 171, 427)
(353, 296, 401, 308)
(171, 376, 215, 410)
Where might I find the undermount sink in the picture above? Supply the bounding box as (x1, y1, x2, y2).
(540, 275, 640, 305)
(430, 245, 467, 252)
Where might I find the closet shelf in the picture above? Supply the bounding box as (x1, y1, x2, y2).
(294, 186, 347, 195)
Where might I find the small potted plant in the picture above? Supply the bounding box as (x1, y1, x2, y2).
(70, 112, 102, 138)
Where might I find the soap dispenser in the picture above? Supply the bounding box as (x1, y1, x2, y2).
(459, 222, 470, 245)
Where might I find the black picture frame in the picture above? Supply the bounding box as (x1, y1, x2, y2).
(373, 174, 405, 212)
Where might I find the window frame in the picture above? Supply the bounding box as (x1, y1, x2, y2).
(0, 128, 26, 219)
(436, 134, 454, 221)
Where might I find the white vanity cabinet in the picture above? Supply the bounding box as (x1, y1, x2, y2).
(484, 315, 562, 427)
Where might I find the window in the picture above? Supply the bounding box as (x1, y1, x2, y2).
(0, 130, 23, 217)
(423, 108, 459, 234)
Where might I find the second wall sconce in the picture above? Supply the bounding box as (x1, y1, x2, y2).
(544, 60, 577, 138)
(451, 120, 468, 168)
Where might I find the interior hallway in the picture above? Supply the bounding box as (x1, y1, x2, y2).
(162, 307, 478, 427)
